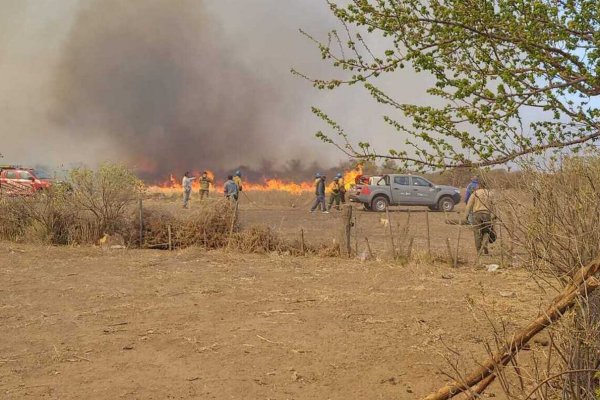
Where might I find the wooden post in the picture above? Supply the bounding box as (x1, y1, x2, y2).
(499, 223, 505, 267)
(454, 224, 462, 268)
(446, 238, 454, 267)
(365, 237, 374, 260)
(300, 228, 306, 256)
(385, 206, 395, 259)
(138, 198, 143, 248)
(339, 205, 353, 257)
(425, 210, 431, 258)
(406, 237, 414, 260)
(168, 224, 172, 251)
(353, 215, 358, 255)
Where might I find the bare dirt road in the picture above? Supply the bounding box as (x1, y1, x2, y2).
(1, 240, 549, 399)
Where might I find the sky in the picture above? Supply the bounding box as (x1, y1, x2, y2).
(0, 0, 432, 178)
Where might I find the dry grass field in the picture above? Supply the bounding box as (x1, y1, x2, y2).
(1, 192, 554, 399)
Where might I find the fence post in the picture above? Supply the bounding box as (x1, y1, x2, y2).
(425, 210, 431, 258)
(138, 198, 143, 248)
(168, 224, 172, 251)
(385, 206, 396, 259)
(339, 205, 353, 257)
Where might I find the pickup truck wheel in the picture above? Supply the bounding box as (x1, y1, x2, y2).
(438, 196, 455, 212)
(371, 196, 389, 212)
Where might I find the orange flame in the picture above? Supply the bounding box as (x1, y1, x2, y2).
(146, 166, 362, 195)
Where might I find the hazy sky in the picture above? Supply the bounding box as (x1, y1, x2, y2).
(0, 0, 430, 175)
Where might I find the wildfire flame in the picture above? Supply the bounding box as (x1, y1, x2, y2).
(146, 166, 363, 195)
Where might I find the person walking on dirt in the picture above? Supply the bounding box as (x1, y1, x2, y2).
(327, 177, 342, 211)
(182, 171, 196, 209)
(310, 174, 328, 213)
(224, 175, 238, 202)
(199, 171, 212, 200)
(464, 179, 494, 255)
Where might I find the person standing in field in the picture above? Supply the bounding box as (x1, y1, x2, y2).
(464, 175, 479, 224)
(233, 171, 243, 193)
(336, 173, 347, 204)
(199, 171, 212, 200)
(327, 176, 342, 211)
(182, 171, 196, 209)
(224, 175, 238, 202)
(464, 179, 494, 255)
(310, 173, 328, 213)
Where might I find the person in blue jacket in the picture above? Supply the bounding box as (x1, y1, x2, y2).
(464, 176, 479, 224)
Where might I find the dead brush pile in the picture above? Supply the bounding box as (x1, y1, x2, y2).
(132, 201, 232, 249)
(134, 200, 335, 255)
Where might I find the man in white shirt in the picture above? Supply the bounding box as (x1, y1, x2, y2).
(182, 171, 196, 209)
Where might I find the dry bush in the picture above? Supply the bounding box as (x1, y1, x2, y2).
(69, 164, 144, 236)
(132, 200, 234, 249)
(134, 200, 331, 255)
(0, 164, 143, 245)
(0, 186, 78, 244)
(484, 157, 600, 400)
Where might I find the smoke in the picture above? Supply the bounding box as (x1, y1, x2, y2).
(50, 0, 310, 180)
(0, 0, 430, 181)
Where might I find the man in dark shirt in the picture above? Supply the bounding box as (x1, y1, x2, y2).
(310, 174, 328, 213)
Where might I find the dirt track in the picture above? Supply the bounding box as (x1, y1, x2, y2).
(1, 239, 550, 399)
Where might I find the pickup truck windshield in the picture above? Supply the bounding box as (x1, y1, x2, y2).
(33, 170, 51, 179)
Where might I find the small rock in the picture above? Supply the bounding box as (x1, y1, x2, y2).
(122, 345, 134, 350)
(406, 388, 414, 394)
(441, 273, 454, 280)
(499, 291, 515, 298)
(291, 371, 301, 382)
(486, 264, 500, 272)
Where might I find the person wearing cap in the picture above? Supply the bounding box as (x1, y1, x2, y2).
(310, 174, 328, 213)
(233, 170, 243, 193)
(182, 171, 196, 209)
(199, 171, 212, 200)
(327, 176, 342, 211)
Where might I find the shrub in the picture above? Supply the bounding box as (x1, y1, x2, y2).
(69, 164, 144, 237)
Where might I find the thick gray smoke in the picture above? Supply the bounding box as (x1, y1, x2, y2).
(0, 0, 428, 180)
(51, 0, 306, 179)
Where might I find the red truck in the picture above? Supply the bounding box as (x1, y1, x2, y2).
(0, 165, 52, 196)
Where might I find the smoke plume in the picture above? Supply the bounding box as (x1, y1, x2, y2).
(50, 0, 303, 180)
(0, 0, 428, 181)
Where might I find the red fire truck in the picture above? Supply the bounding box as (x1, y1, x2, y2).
(0, 165, 52, 196)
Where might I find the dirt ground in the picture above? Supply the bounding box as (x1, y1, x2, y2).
(147, 192, 496, 262)
(1, 195, 555, 399)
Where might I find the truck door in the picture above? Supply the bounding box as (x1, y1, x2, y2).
(18, 171, 36, 194)
(410, 177, 436, 205)
(391, 176, 411, 204)
(1, 170, 22, 195)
